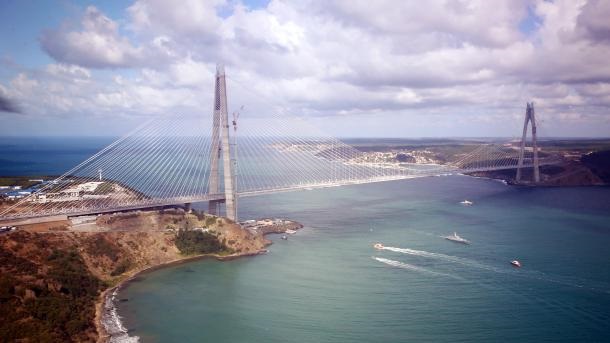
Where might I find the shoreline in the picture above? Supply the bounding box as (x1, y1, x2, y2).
(96, 223, 300, 343)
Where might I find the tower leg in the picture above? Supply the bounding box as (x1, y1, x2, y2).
(530, 103, 540, 183)
(208, 66, 222, 214)
(515, 102, 541, 184)
(516, 103, 530, 182)
(208, 64, 237, 221)
(216, 65, 237, 222)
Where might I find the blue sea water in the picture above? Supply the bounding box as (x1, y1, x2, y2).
(117, 179, 610, 342)
(0, 137, 114, 176)
(1, 137, 610, 342)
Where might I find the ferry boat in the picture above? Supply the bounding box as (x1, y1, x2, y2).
(511, 260, 522, 268)
(445, 232, 470, 244)
(460, 200, 473, 206)
(373, 243, 384, 250)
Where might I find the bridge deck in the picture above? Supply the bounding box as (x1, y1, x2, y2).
(0, 194, 226, 223)
(0, 161, 558, 222)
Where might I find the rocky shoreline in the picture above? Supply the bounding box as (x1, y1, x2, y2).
(0, 208, 302, 342)
(97, 218, 303, 343)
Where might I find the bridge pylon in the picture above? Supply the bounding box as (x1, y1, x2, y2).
(516, 102, 540, 183)
(208, 64, 237, 221)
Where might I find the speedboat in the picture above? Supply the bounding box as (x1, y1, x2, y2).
(511, 260, 522, 268)
(460, 200, 473, 206)
(373, 243, 384, 250)
(445, 232, 470, 244)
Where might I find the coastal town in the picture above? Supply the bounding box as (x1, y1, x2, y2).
(268, 139, 610, 186)
(0, 176, 144, 220)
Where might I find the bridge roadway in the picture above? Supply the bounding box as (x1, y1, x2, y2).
(237, 160, 561, 197)
(0, 193, 227, 225)
(0, 161, 558, 224)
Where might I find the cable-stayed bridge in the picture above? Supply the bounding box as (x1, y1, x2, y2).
(0, 66, 559, 223)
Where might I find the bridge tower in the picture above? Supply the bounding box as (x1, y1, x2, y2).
(208, 64, 237, 221)
(516, 102, 540, 183)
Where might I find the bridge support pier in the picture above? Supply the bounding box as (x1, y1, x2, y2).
(516, 102, 540, 184)
(208, 199, 224, 216)
(208, 64, 237, 221)
(208, 200, 218, 216)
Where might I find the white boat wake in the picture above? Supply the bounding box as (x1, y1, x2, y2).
(376, 245, 610, 329)
(382, 246, 499, 272)
(372, 257, 458, 279)
(381, 245, 610, 294)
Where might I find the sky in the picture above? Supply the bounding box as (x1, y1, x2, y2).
(1, 0, 610, 138)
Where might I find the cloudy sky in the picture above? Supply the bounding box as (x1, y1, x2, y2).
(1, 0, 610, 138)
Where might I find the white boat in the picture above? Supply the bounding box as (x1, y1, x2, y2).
(460, 200, 473, 206)
(445, 232, 470, 244)
(285, 229, 297, 235)
(511, 260, 522, 268)
(373, 243, 384, 250)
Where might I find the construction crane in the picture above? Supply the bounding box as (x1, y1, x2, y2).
(231, 105, 244, 217)
(232, 105, 244, 132)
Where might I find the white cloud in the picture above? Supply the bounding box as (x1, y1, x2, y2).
(2, 0, 610, 136)
(576, 0, 610, 42)
(168, 57, 215, 87)
(41, 6, 142, 68)
(128, 0, 225, 37)
(40, 6, 171, 68)
(316, 0, 526, 48)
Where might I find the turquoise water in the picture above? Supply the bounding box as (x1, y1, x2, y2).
(117, 176, 610, 342)
(2, 138, 609, 341)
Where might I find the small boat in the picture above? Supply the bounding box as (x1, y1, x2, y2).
(511, 260, 521, 268)
(285, 229, 297, 235)
(445, 232, 470, 244)
(460, 200, 473, 206)
(373, 243, 384, 250)
(281, 235, 288, 240)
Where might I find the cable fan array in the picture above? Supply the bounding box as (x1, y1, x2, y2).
(1, 110, 451, 220)
(233, 114, 448, 197)
(0, 74, 558, 221)
(0, 114, 223, 219)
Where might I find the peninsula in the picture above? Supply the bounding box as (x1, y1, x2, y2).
(0, 209, 302, 342)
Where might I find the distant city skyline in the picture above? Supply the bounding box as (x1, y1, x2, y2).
(1, 0, 610, 137)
